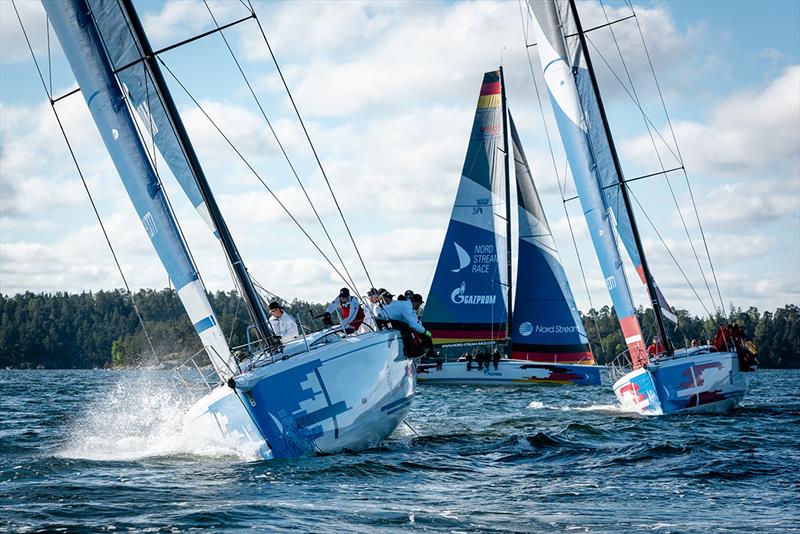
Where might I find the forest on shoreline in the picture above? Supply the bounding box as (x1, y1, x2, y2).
(0, 289, 797, 369)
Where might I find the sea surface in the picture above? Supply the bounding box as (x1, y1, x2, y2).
(1, 368, 798, 533)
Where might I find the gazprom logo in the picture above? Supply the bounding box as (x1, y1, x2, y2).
(451, 282, 496, 305)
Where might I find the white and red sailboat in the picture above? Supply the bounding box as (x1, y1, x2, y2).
(526, 0, 754, 414)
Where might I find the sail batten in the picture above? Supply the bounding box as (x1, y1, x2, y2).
(44, 0, 235, 379)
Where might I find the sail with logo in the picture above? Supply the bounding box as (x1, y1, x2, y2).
(419, 70, 606, 386)
(509, 114, 594, 366)
(422, 70, 508, 350)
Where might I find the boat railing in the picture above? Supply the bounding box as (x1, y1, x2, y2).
(607, 350, 633, 382)
(174, 347, 222, 394)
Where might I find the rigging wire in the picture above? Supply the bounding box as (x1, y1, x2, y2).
(517, 0, 607, 361)
(627, 189, 713, 317)
(202, 0, 362, 296)
(624, 0, 726, 314)
(245, 0, 375, 292)
(588, 3, 719, 314)
(157, 57, 361, 296)
(12, 0, 159, 364)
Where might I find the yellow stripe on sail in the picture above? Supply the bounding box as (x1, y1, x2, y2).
(477, 94, 501, 109)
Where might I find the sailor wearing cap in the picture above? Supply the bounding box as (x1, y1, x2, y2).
(410, 293, 424, 319)
(360, 287, 382, 331)
(324, 287, 366, 334)
(268, 301, 299, 342)
(377, 290, 425, 334)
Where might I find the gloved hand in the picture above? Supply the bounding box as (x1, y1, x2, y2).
(322, 312, 333, 327)
(425, 330, 432, 338)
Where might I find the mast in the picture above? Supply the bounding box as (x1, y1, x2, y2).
(567, 0, 671, 354)
(117, 0, 275, 347)
(499, 66, 513, 356)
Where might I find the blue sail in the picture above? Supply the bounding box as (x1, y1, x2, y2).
(44, 0, 235, 377)
(85, 0, 217, 234)
(556, 0, 676, 324)
(509, 114, 593, 364)
(423, 71, 508, 350)
(528, 0, 649, 367)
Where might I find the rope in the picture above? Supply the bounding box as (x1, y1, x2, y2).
(12, 0, 159, 364)
(245, 0, 374, 293)
(202, 0, 362, 296)
(157, 57, 359, 295)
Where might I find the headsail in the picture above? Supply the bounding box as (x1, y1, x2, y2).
(528, 0, 649, 367)
(509, 114, 593, 364)
(44, 0, 236, 378)
(423, 71, 508, 352)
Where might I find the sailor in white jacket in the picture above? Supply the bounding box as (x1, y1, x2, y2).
(377, 290, 425, 334)
(268, 301, 299, 342)
(324, 287, 365, 333)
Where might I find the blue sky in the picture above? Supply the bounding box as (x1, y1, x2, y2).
(1, 0, 798, 318)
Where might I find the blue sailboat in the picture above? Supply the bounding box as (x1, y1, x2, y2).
(44, 0, 415, 456)
(419, 69, 606, 386)
(527, 0, 752, 414)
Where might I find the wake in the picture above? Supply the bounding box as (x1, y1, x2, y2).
(57, 370, 262, 462)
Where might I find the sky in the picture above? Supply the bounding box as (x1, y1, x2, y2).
(1, 0, 798, 320)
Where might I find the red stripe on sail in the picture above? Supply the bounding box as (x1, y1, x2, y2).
(480, 81, 501, 95)
(619, 314, 648, 368)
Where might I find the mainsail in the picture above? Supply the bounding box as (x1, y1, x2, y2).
(528, 0, 649, 367)
(509, 114, 593, 364)
(423, 71, 508, 350)
(44, 0, 235, 378)
(554, 1, 676, 324)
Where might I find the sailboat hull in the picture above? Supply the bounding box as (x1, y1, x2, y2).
(613, 350, 749, 415)
(417, 359, 607, 386)
(229, 330, 414, 458)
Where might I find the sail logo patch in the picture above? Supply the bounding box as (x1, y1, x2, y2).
(451, 242, 471, 273)
(451, 282, 497, 305)
(472, 197, 490, 214)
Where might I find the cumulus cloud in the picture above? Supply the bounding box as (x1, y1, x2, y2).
(623, 66, 800, 179)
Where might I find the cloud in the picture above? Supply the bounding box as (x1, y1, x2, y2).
(0, 1, 48, 64)
(622, 66, 800, 178)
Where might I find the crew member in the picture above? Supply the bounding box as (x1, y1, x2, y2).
(361, 287, 382, 331)
(268, 301, 299, 342)
(410, 293, 424, 319)
(324, 287, 365, 334)
(647, 336, 665, 356)
(378, 290, 435, 357)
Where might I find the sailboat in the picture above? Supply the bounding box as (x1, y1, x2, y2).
(43, 0, 415, 457)
(419, 69, 606, 386)
(527, 0, 753, 414)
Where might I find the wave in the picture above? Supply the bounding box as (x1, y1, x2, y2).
(55, 370, 261, 462)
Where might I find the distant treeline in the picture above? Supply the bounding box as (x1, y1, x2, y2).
(0, 289, 797, 369)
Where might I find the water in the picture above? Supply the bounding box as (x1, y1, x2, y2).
(1, 369, 798, 533)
